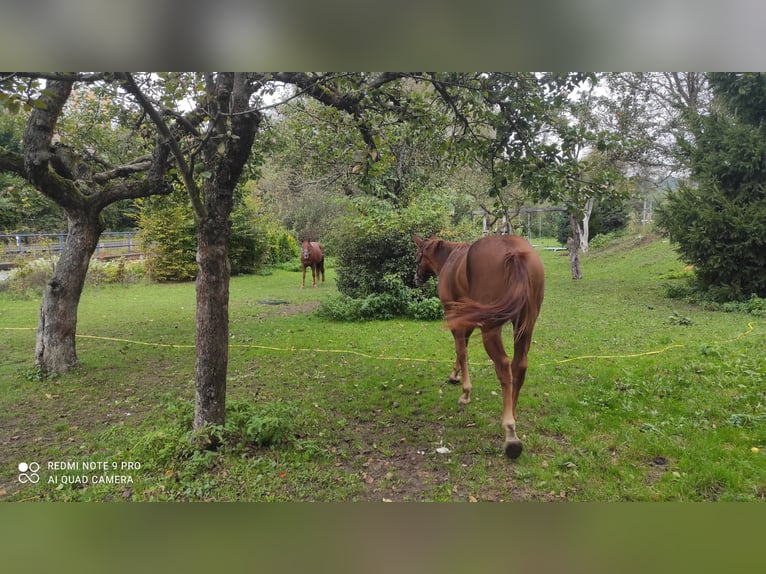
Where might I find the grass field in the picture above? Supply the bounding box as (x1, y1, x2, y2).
(1, 234, 764, 501)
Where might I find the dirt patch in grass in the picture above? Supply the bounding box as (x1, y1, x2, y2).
(246, 300, 320, 319)
(279, 301, 320, 316)
(329, 415, 555, 502)
(645, 455, 671, 486)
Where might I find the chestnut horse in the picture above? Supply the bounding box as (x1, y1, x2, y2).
(413, 234, 544, 458)
(300, 240, 325, 288)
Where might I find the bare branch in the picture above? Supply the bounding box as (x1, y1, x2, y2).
(92, 160, 152, 184)
(117, 72, 207, 220)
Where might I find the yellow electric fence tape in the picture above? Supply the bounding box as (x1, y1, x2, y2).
(1, 322, 756, 366)
(552, 322, 754, 365)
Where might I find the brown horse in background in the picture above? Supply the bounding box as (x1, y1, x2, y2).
(413, 234, 545, 458)
(300, 241, 325, 288)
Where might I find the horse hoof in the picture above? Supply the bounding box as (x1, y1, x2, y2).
(504, 440, 523, 459)
(446, 377, 461, 385)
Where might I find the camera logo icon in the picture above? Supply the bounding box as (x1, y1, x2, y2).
(18, 462, 40, 484)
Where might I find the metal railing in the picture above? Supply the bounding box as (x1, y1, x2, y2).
(0, 232, 139, 266)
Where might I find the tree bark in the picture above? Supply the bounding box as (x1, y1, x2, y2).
(579, 197, 595, 254)
(35, 212, 101, 372)
(190, 73, 260, 431)
(568, 214, 583, 280)
(193, 198, 232, 430)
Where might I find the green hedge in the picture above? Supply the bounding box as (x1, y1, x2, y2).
(138, 189, 297, 282)
(322, 196, 471, 321)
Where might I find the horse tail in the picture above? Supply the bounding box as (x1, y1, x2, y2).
(445, 250, 538, 339)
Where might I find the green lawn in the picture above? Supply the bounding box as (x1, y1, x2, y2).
(1, 235, 764, 501)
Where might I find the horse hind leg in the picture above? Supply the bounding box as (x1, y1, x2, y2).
(449, 328, 473, 404)
(510, 330, 532, 422)
(481, 326, 523, 458)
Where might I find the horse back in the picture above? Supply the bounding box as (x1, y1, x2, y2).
(436, 244, 470, 303)
(440, 235, 544, 335)
(465, 236, 543, 307)
(311, 242, 324, 262)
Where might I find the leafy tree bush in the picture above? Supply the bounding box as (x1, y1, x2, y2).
(228, 199, 269, 276)
(137, 190, 198, 282)
(322, 195, 463, 321)
(330, 196, 457, 298)
(656, 73, 766, 299)
(138, 187, 295, 281)
(0, 256, 57, 296)
(238, 180, 300, 264)
(318, 274, 443, 321)
(271, 230, 297, 264)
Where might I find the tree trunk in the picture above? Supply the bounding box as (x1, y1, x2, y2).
(35, 212, 102, 373)
(193, 213, 231, 430)
(580, 197, 595, 254)
(568, 214, 583, 280)
(189, 74, 259, 433)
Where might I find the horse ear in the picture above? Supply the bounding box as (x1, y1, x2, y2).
(413, 234, 423, 246)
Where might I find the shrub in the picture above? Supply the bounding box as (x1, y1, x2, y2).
(0, 255, 58, 297)
(125, 397, 300, 473)
(330, 197, 450, 299)
(228, 201, 269, 276)
(222, 400, 298, 450)
(138, 188, 295, 281)
(656, 182, 766, 299)
(322, 195, 472, 321)
(86, 257, 146, 286)
(319, 275, 443, 321)
(407, 295, 444, 321)
(266, 228, 299, 265)
(722, 295, 766, 317)
(137, 192, 198, 282)
(662, 273, 766, 316)
(556, 199, 630, 246)
(588, 230, 625, 250)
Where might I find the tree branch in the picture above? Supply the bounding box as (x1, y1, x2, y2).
(273, 73, 407, 162)
(0, 148, 25, 176)
(20, 78, 89, 211)
(91, 141, 171, 211)
(91, 160, 153, 184)
(117, 72, 207, 220)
